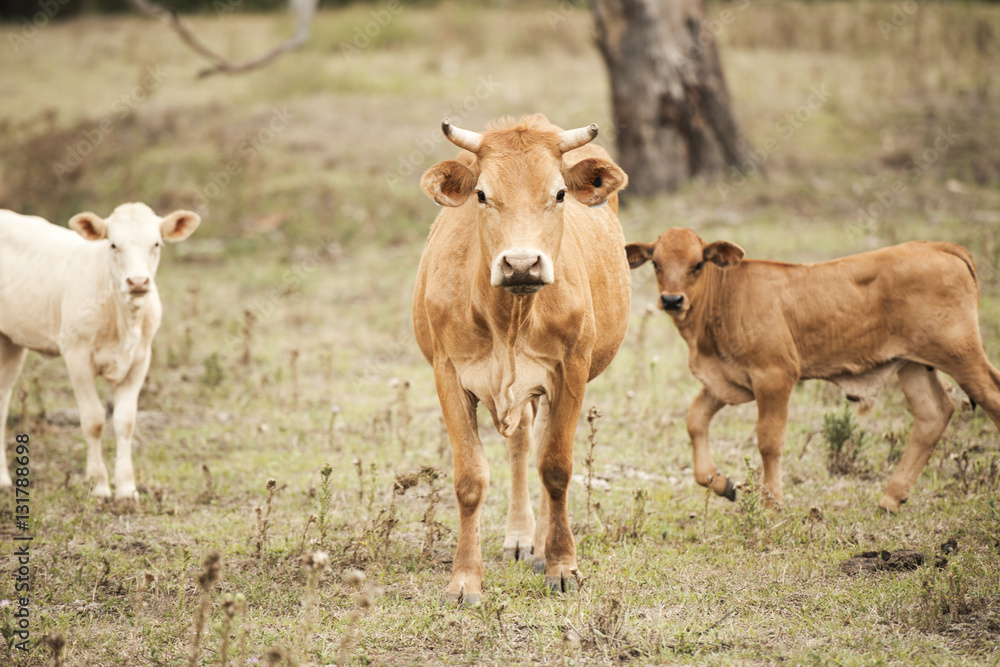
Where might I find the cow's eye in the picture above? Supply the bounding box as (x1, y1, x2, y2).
(556, 190, 566, 202)
(693, 261, 704, 273)
(110, 243, 117, 250)
(651, 261, 659, 270)
(477, 191, 486, 204)
(154, 242, 161, 248)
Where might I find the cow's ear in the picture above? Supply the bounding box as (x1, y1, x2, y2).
(421, 160, 476, 207)
(160, 210, 202, 243)
(703, 240, 745, 268)
(564, 158, 628, 207)
(625, 243, 654, 269)
(69, 212, 108, 241)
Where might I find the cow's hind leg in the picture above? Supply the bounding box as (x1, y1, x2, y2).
(64, 351, 111, 498)
(687, 388, 732, 500)
(880, 363, 955, 513)
(946, 352, 1000, 433)
(502, 402, 535, 562)
(0, 334, 28, 489)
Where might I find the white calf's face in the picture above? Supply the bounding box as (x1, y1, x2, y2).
(69, 203, 201, 299)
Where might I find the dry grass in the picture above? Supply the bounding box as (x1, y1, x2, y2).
(1, 1, 999, 665)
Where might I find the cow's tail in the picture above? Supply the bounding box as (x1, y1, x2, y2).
(941, 243, 979, 296)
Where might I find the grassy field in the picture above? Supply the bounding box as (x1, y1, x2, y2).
(1, 1, 1000, 665)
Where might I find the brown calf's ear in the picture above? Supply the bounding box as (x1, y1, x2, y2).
(161, 210, 202, 243)
(624, 242, 654, 269)
(69, 212, 108, 241)
(421, 160, 477, 207)
(703, 240, 745, 268)
(564, 158, 628, 207)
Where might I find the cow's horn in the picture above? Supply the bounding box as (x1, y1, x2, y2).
(442, 118, 483, 154)
(558, 123, 599, 153)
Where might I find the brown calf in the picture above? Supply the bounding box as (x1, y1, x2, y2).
(626, 227, 1000, 513)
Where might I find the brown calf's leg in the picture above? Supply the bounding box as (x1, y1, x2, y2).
(686, 388, 733, 500)
(536, 381, 585, 593)
(434, 360, 489, 606)
(880, 363, 955, 513)
(502, 402, 536, 562)
(752, 375, 795, 508)
(947, 352, 1000, 433)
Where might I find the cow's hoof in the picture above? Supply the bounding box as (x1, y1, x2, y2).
(530, 556, 546, 574)
(722, 478, 737, 502)
(545, 571, 578, 595)
(440, 590, 482, 607)
(115, 486, 139, 503)
(502, 540, 533, 563)
(91, 482, 112, 499)
(877, 495, 903, 514)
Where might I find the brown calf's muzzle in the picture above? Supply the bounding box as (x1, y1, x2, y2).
(660, 293, 684, 311)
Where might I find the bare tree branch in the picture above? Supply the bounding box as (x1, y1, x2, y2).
(127, 0, 318, 79)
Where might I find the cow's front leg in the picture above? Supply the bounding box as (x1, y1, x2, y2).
(434, 360, 488, 606)
(686, 388, 732, 500)
(502, 402, 535, 562)
(110, 355, 150, 503)
(537, 379, 585, 593)
(530, 395, 551, 573)
(752, 373, 795, 508)
(64, 351, 111, 498)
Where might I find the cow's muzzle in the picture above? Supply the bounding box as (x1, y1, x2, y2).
(126, 276, 152, 294)
(660, 293, 684, 311)
(491, 249, 554, 295)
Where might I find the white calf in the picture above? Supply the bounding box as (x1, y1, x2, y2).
(0, 203, 200, 500)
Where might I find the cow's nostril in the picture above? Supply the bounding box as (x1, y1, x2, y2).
(661, 294, 684, 310)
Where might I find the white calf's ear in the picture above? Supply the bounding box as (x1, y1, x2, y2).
(69, 212, 109, 241)
(160, 210, 202, 243)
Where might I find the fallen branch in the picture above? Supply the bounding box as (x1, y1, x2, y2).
(127, 0, 317, 78)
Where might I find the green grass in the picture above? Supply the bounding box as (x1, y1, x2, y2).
(1, 1, 1000, 665)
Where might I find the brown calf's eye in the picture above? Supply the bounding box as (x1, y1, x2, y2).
(556, 190, 565, 202)
(477, 191, 486, 203)
(693, 261, 704, 273)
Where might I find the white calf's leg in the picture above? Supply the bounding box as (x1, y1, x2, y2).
(64, 351, 111, 497)
(111, 357, 150, 501)
(0, 334, 28, 488)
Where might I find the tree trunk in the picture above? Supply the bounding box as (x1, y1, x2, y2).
(591, 0, 749, 196)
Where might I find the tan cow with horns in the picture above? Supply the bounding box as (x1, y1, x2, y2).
(414, 114, 630, 604)
(626, 227, 1000, 514)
